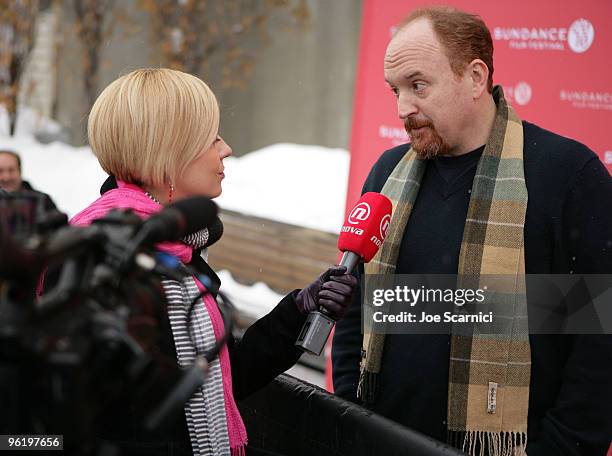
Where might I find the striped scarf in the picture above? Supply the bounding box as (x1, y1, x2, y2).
(359, 86, 530, 456)
(164, 277, 247, 456)
(70, 183, 247, 455)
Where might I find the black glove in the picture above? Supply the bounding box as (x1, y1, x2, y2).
(295, 266, 358, 320)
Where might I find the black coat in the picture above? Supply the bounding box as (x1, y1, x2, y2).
(21, 180, 58, 213)
(188, 256, 307, 401)
(332, 121, 612, 456)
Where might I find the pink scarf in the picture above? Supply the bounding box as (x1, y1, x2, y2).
(71, 181, 247, 455)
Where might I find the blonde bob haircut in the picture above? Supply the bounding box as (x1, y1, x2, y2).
(88, 68, 220, 188)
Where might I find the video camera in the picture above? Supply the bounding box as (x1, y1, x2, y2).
(0, 190, 231, 454)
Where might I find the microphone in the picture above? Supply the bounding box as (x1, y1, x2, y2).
(112, 196, 218, 277)
(135, 196, 218, 246)
(204, 216, 224, 248)
(296, 192, 392, 355)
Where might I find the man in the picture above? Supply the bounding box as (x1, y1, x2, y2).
(0, 149, 57, 211)
(332, 6, 611, 456)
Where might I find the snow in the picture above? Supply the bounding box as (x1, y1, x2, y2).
(1, 118, 349, 323)
(216, 269, 325, 386)
(216, 143, 349, 233)
(217, 270, 284, 320)
(0, 130, 349, 234)
(0, 104, 63, 138)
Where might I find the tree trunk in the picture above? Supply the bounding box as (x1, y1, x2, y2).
(9, 111, 16, 136)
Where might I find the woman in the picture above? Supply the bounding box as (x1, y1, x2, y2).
(71, 68, 356, 456)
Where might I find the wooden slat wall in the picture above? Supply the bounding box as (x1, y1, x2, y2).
(208, 210, 339, 294)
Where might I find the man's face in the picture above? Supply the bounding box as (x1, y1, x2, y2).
(0, 153, 22, 192)
(384, 18, 474, 158)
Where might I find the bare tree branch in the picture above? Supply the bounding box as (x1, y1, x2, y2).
(73, 0, 115, 109)
(139, 0, 309, 89)
(0, 0, 39, 135)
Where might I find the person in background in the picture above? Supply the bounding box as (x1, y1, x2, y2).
(0, 149, 57, 211)
(332, 6, 612, 456)
(70, 67, 357, 456)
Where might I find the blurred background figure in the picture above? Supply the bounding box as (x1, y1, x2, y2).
(0, 149, 57, 211)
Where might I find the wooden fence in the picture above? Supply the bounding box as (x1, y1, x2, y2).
(208, 210, 339, 294)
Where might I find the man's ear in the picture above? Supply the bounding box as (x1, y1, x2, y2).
(468, 59, 489, 99)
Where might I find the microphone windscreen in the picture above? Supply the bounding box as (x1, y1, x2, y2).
(203, 216, 224, 247)
(338, 192, 392, 263)
(143, 196, 218, 244)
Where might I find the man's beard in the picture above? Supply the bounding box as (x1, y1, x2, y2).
(405, 118, 450, 159)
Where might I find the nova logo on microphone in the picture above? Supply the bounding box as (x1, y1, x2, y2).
(380, 214, 390, 238)
(343, 202, 372, 235)
(370, 213, 391, 248)
(341, 225, 365, 235)
(348, 202, 371, 224)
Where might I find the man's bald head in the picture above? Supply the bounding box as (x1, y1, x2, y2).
(394, 6, 494, 93)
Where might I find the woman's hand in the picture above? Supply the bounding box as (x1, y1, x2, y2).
(296, 266, 358, 320)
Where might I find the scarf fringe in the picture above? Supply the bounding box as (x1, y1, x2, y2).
(357, 369, 378, 404)
(447, 430, 527, 456)
(231, 443, 247, 456)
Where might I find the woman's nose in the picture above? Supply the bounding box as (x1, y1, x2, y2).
(219, 137, 233, 158)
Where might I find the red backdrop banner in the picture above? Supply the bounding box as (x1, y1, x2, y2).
(329, 0, 611, 393)
(346, 0, 612, 212)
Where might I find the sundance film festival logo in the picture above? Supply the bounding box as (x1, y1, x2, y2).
(348, 202, 371, 225)
(504, 82, 533, 106)
(379, 124, 409, 147)
(494, 18, 594, 53)
(568, 19, 595, 53)
(560, 90, 612, 111)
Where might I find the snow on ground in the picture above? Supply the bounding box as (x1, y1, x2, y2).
(217, 270, 284, 321)
(0, 105, 64, 138)
(216, 143, 349, 233)
(0, 133, 349, 234)
(0, 129, 348, 330)
(217, 269, 325, 386)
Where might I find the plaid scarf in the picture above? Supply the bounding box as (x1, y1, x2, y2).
(359, 86, 530, 456)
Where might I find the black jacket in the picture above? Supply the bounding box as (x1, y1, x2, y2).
(20, 180, 57, 213)
(332, 121, 612, 456)
(189, 256, 307, 401)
